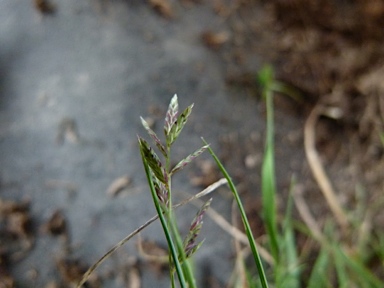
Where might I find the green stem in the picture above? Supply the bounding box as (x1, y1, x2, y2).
(169, 214, 197, 288)
(166, 146, 172, 210)
(165, 145, 196, 287)
(262, 87, 279, 262)
(265, 87, 274, 147)
(140, 152, 187, 288)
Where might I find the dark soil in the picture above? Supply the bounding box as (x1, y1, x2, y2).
(209, 0, 384, 282)
(215, 0, 384, 222)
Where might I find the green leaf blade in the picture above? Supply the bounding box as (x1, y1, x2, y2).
(203, 138, 269, 288)
(261, 146, 279, 262)
(139, 147, 188, 288)
(307, 249, 331, 288)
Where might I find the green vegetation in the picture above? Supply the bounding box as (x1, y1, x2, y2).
(252, 65, 383, 288)
(138, 95, 209, 288)
(79, 74, 383, 287)
(138, 95, 268, 287)
(202, 139, 269, 288)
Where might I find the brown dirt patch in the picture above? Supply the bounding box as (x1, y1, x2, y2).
(204, 0, 384, 281)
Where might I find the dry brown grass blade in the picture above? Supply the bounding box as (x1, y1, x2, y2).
(304, 104, 349, 230)
(293, 185, 326, 244)
(76, 178, 228, 288)
(229, 200, 249, 288)
(128, 262, 141, 288)
(136, 233, 168, 264)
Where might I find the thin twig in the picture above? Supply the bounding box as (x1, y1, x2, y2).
(77, 178, 228, 288)
(304, 104, 349, 230)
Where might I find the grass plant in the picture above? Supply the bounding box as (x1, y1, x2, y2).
(202, 139, 269, 288)
(255, 64, 384, 288)
(79, 73, 383, 287)
(257, 65, 301, 287)
(138, 95, 210, 288)
(139, 95, 269, 287)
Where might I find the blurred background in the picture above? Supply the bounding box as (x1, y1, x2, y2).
(1, 1, 383, 287)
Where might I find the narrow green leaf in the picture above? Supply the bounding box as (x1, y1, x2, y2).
(171, 145, 209, 175)
(203, 138, 269, 288)
(380, 133, 384, 147)
(138, 136, 167, 184)
(307, 249, 331, 288)
(335, 246, 383, 288)
(277, 177, 300, 288)
(140, 117, 167, 156)
(260, 76, 279, 263)
(257, 65, 274, 95)
(261, 146, 279, 262)
(271, 82, 302, 103)
(334, 249, 348, 288)
(139, 147, 187, 288)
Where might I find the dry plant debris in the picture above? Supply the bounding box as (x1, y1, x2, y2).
(137, 236, 168, 276)
(0, 198, 34, 261)
(33, 0, 56, 14)
(41, 210, 67, 237)
(117, 258, 141, 288)
(201, 31, 230, 50)
(56, 117, 80, 145)
(0, 255, 15, 288)
(0, 198, 35, 287)
(148, 0, 174, 19)
(189, 159, 221, 187)
(57, 258, 85, 284)
(106, 175, 132, 197)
